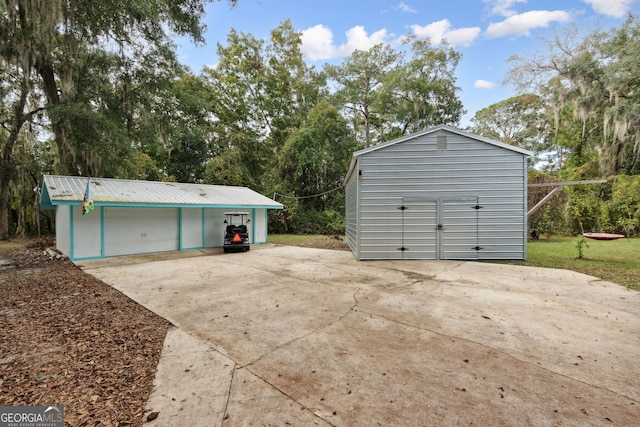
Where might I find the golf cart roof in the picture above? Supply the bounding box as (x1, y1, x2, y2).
(223, 212, 250, 216)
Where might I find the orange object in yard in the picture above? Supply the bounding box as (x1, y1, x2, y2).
(582, 232, 625, 240)
(232, 232, 243, 243)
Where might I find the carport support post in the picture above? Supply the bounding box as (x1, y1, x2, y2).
(528, 186, 562, 216)
(527, 179, 607, 217)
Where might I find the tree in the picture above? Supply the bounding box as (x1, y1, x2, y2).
(201, 20, 326, 191)
(1, 0, 233, 238)
(325, 39, 464, 148)
(600, 15, 640, 175)
(152, 73, 213, 183)
(390, 39, 464, 136)
(0, 1, 45, 238)
(505, 17, 640, 176)
(468, 94, 550, 165)
(324, 44, 401, 148)
(274, 101, 358, 233)
(277, 101, 356, 200)
(3, 0, 218, 174)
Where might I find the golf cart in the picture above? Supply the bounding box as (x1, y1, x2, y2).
(223, 212, 250, 253)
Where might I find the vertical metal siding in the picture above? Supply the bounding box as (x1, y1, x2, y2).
(358, 197, 403, 259)
(441, 199, 480, 260)
(356, 130, 527, 260)
(345, 162, 359, 256)
(401, 200, 438, 259)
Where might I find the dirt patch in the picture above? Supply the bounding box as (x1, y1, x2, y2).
(0, 241, 171, 426)
(286, 235, 351, 251)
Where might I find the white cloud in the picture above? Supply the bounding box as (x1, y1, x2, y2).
(411, 20, 449, 43)
(483, 0, 527, 17)
(485, 10, 572, 38)
(446, 27, 483, 47)
(410, 19, 481, 47)
(300, 25, 391, 61)
(474, 79, 496, 89)
(581, 0, 638, 18)
(395, 2, 417, 14)
(339, 26, 390, 55)
(300, 24, 336, 61)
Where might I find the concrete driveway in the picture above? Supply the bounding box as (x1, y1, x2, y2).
(79, 245, 640, 426)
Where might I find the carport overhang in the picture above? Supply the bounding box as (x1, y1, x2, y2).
(39, 175, 283, 260)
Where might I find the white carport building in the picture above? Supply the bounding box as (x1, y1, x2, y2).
(40, 175, 283, 260)
(345, 125, 532, 261)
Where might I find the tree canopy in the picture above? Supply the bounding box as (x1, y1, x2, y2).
(470, 15, 640, 237)
(502, 15, 640, 177)
(0, 0, 232, 238)
(2, 6, 639, 239)
(325, 39, 464, 147)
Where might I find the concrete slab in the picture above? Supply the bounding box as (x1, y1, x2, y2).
(79, 245, 640, 426)
(144, 328, 234, 427)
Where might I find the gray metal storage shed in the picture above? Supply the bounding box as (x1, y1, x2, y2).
(40, 175, 283, 261)
(344, 125, 532, 261)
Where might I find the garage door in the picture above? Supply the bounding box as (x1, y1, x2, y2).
(104, 207, 179, 256)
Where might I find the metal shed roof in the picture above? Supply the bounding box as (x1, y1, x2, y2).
(354, 125, 534, 157)
(345, 125, 533, 182)
(40, 175, 283, 210)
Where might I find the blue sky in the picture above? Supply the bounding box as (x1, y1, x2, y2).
(177, 0, 640, 125)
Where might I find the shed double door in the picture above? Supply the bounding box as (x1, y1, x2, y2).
(398, 197, 481, 260)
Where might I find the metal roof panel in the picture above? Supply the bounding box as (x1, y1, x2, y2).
(41, 175, 283, 209)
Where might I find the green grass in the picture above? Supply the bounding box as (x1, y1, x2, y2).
(503, 236, 640, 291)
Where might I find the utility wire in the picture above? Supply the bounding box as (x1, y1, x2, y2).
(273, 184, 344, 200)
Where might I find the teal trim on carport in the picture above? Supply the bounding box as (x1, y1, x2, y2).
(64, 205, 275, 260)
(41, 177, 283, 260)
(252, 208, 257, 243)
(46, 201, 282, 210)
(180, 207, 207, 251)
(69, 205, 75, 260)
(201, 209, 205, 248)
(100, 206, 105, 258)
(68, 205, 107, 261)
(179, 208, 183, 250)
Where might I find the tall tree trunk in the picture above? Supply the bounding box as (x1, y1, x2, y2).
(0, 164, 13, 240)
(363, 104, 371, 148)
(0, 88, 27, 239)
(35, 56, 76, 175)
(0, 67, 45, 239)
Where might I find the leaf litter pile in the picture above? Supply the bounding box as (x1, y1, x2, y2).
(0, 240, 171, 426)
